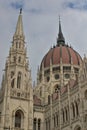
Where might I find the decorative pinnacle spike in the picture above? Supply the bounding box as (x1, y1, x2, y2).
(20, 8, 22, 14)
(57, 16, 65, 45)
(59, 15, 61, 23)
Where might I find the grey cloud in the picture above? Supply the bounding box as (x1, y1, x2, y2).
(64, 1, 87, 10)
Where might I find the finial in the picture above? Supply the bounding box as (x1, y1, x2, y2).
(14, 7, 24, 37)
(20, 8, 22, 14)
(59, 15, 61, 23)
(57, 16, 65, 46)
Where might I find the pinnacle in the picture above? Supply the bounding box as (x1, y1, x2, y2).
(57, 17, 65, 46)
(14, 9, 24, 37)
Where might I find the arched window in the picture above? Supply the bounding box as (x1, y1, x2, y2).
(11, 72, 14, 78)
(15, 110, 24, 128)
(54, 84, 60, 93)
(48, 119, 50, 130)
(74, 125, 81, 130)
(63, 109, 65, 123)
(11, 79, 15, 88)
(75, 101, 79, 116)
(17, 72, 22, 88)
(11, 71, 15, 88)
(40, 87, 42, 97)
(72, 103, 75, 118)
(65, 107, 68, 121)
(61, 109, 65, 124)
(33, 118, 37, 130)
(48, 95, 50, 104)
(85, 90, 87, 99)
(84, 114, 87, 122)
(0, 112, 1, 123)
(77, 127, 81, 130)
(54, 74, 59, 80)
(47, 76, 50, 82)
(16, 42, 18, 48)
(18, 57, 21, 63)
(54, 115, 56, 127)
(56, 114, 58, 126)
(46, 120, 48, 130)
(19, 42, 21, 48)
(38, 118, 41, 130)
(13, 56, 16, 62)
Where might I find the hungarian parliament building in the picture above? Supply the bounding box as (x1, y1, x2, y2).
(0, 9, 87, 130)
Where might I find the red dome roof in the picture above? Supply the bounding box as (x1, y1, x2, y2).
(40, 20, 83, 69)
(41, 45, 82, 68)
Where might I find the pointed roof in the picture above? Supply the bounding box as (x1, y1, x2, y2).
(14, 8, 24, 37)
(57, 17, 65, 46)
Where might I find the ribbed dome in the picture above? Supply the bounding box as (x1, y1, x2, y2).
(40, 45, 82, 69)
(40, 19, 82, 69)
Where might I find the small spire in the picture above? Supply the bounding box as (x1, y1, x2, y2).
(14, 9, 24, 37)
(57, 16, 65, 46)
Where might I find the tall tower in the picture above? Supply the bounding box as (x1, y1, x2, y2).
(0, 9, 33, 130)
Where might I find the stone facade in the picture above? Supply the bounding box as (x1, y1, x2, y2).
(0, 10, 87, 130)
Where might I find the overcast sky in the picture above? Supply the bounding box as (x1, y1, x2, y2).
(0, 0, 87, 85)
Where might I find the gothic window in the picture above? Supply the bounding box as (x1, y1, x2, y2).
(33, 118, 37, 130)
(61, 109, 65, 123)
(62, 109, 65, 123)
(54, 84, 60, 93)
(0, 112, 1, 123)
(19, 42, 21, 48)
(46, 120, 48, 130)
(11, 72, 14, 78)
(65, 73, 70, 79)
(16, 42, 18, 48)
(13, 56, 16, 62)
(77, 127, 81, 130)
(53, 67, 60, 72)
(74, 126, 81, 130)
(85, 62, 87, 71)
(85, 90, 87, 99)
(65, 107, 68, 121)
(63, 66, 71, 72)
(48, 95, 50, 104)
(38, 118, 41, 130)
(18, 56, 21, 63)
(11, 71, 15, 88)
(72, 103, 75, 118)
(54, 74, 59, 80)
(56, 114, 58, 126)
(84, 114, 87, 122)
(11, 79, 15, 88)
(75, 101, 79, 116)
(54, 115, 56, 127)
(17, 72, 22, 88)
(47, 76, 50, 82)
(15, 110, 24, 128)
(48, 119, 50, 130)
(40, 87, 42, 97)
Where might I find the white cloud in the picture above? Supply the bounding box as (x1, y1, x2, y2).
(0, 0, 87, 85)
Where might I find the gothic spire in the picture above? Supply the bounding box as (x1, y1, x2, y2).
(57, 17, 65, 46)
(14, 8, 24, 37)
